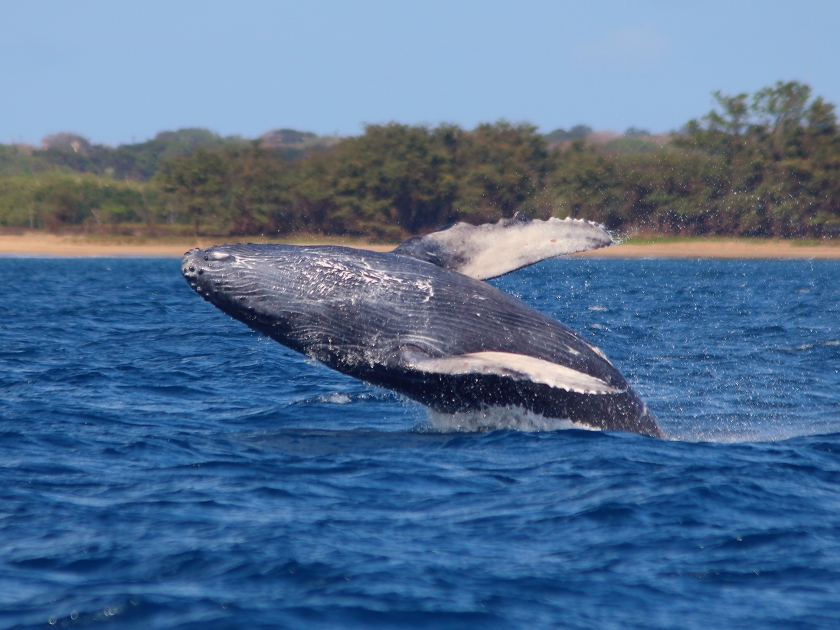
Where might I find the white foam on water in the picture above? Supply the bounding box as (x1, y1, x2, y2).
(421, 405, 601, 433)
(674, 425, 805, 444)
(293, 391, 354, 406)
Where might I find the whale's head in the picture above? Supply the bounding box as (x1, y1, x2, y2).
(182, 245, 245, 305)
(181, 244, 304, 337)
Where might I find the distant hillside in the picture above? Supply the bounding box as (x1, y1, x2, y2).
(543, 125, 593, 148)
(543, 125, 674, 154)
(601, 132, 674, 155)
(258, 128, 340, 159)
(0, 127, 336, 181)
(0, 144, 54, 177)
(30, 129, 248, 181)
(2, 81, 838, 240)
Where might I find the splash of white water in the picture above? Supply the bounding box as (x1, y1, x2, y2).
(421, 405, 601, 433)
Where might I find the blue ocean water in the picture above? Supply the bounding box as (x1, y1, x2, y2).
(1, 256, 839, 629)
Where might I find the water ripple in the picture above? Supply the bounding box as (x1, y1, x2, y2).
(1, 258, 840, 628)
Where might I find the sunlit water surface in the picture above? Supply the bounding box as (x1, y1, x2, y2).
(1, 257, 839, 629)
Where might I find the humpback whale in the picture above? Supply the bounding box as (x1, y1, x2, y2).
(182, 214, 663, 438)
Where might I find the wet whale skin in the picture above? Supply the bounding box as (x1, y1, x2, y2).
(182, 244, 662, 437)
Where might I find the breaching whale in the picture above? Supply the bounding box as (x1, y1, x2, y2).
(182, 214, 663, 438)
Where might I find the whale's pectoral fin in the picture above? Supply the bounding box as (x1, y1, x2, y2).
(393, 213, 613, 280)
(399, 348, 622, 395)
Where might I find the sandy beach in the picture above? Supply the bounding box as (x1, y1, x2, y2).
(0, 233, 396, 257)
(575, 239, 840, 259)
(2, 232, 840, 259)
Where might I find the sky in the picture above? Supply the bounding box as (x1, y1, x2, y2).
(1, 0, 838, 146)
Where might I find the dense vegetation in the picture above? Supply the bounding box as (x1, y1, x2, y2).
(1, 81, 837, 240)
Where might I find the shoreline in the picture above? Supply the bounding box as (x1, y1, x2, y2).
(0, 233, 397, 257)
(2, 232, 840, 259)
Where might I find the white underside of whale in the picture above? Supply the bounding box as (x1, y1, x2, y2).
(405, 350, 622, 395)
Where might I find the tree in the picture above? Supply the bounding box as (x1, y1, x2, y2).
(752, 81, 812, 134)
(706, 91, 750, 136)
(156, 149, 230, 236)
(806, 97, 838, 135)
(455, 121, 551, 223)
(290, 123, 459, 238)
(227, 146, 294, 235)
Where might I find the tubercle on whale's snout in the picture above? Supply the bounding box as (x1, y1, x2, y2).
(181, 248, 206, 286)
(182, 247, 250, 313)
(182, 247, 239, 281)
(182, 249, 198, 275)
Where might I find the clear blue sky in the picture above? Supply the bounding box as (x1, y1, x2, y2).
(1, 0, 837, 146)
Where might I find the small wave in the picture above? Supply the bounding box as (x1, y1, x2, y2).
(588, 305, 609, 312)
(292, 390, 400, 406)
(673, 426, 807, 444)
(776, 343, 814, 352)
(421, 406, 599, 433)
(323, 392, 352, 404)
(293, 392, 353, 405)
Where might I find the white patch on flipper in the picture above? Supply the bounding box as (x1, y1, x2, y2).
(405, 351, 622, 395)
(422, 405, 600, 433)
(427, 217, 612, 280)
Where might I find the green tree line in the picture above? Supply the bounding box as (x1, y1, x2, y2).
(1, 81, 838, 239)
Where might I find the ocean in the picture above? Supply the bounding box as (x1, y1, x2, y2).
(1, 257, 839, 629)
